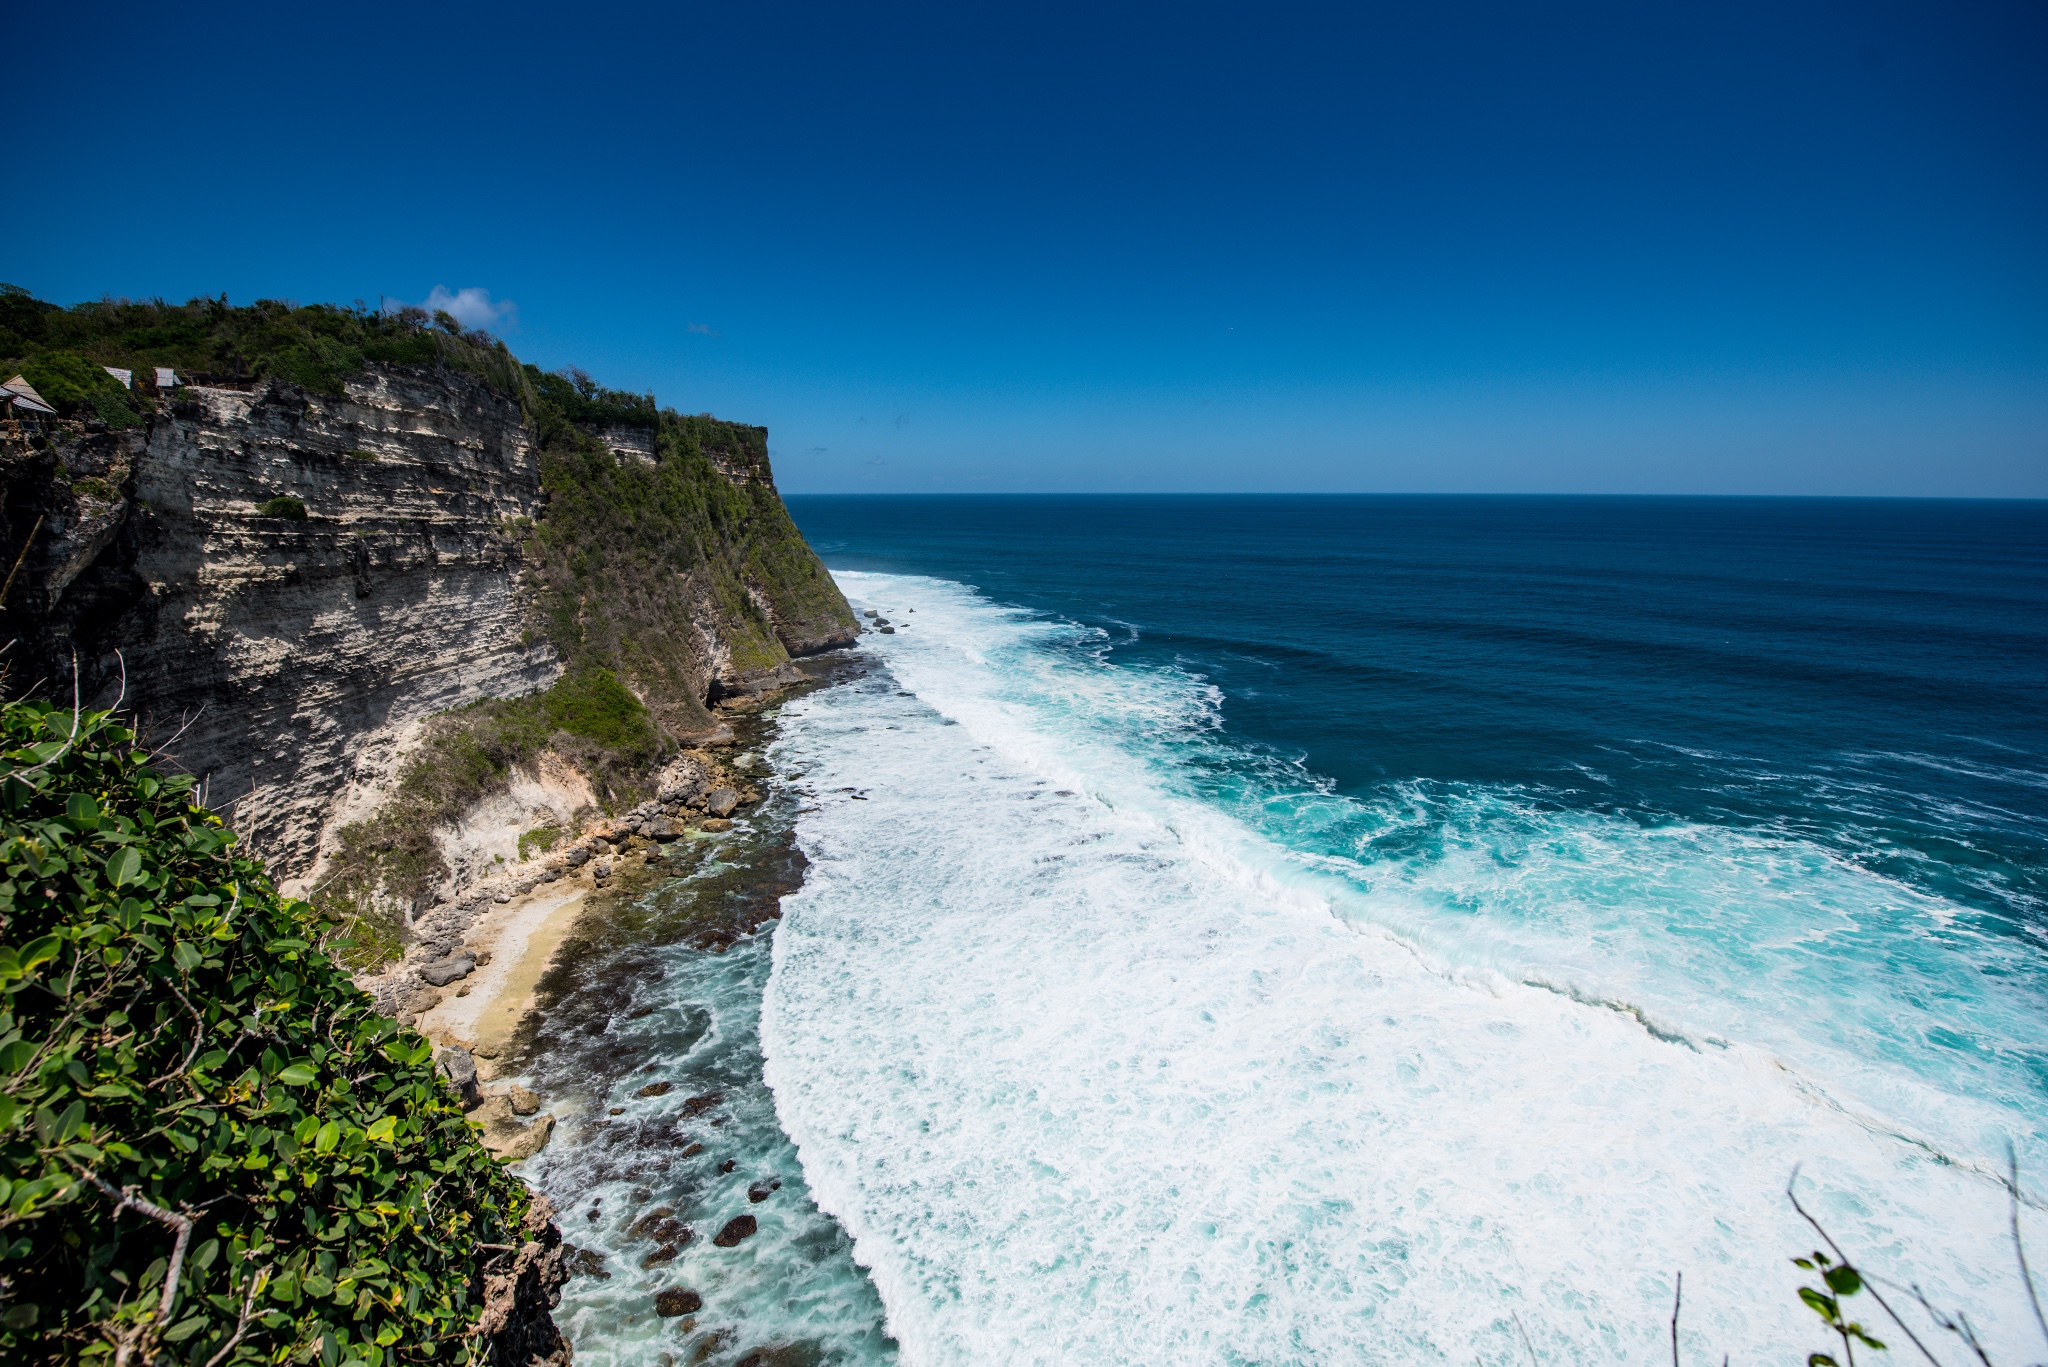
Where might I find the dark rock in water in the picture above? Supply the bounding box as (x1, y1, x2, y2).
(420, 953, 476, 987)
(608, 1106, 625, 1115)
(718, 1159, 738, 1174)
(436, 1046, 480, 1109)
(654, 1288, 703, 1318)
(878, 626, 895, 634)
(747, 1179, 781, 1203)
(679, 1090, 723, 1117)
(712, 1215, 758, 1247)
(680, 1142, 704, 1158)
(630, 1207, 677, 1237)
(640, 1246, 679, 1269)
(862, 609, 879, 619)
(705, 788, 739, 817)
(637, 1080, 674, 1098)
(646, 816, 680, 841)
(565, 1245, 611, 1279)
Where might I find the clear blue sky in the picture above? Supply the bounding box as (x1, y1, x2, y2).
(8, 2, 2044, 495)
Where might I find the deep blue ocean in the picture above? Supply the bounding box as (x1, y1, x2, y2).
(579, 495, 2048, 1365)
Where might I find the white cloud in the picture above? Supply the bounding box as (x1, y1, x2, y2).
(399, 286, 517, 331)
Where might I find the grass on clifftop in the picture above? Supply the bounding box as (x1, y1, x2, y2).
(0, 697, 536, 1366)
(0, 285, 518, 411)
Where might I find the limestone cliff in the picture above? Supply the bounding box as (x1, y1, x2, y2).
(0, 322, 856, 891)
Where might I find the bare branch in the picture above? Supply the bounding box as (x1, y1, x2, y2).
(17, 651, 83, 780)
(2009, 1143, 2048, 1354)
(144, 702, 209, 764)
(106, 648, 127, 717)
(0, 513, 45, 606)
(1788, 1166, 1948, 1367)
(201, 1263, 269, 1367)
(83, 1172, 194, 1366)
(1512, 1310, 1539, 1366)
(1670, 1271, 1683, 1367)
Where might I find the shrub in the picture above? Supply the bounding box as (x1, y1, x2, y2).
(254, 497, 307, 522)
(0, 699, 535, 1365)
(513, 827, 559, 863)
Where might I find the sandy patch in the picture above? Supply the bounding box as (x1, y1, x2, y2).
(418, 881, 590, 1060)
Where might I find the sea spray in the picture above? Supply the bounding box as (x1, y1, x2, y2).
(761, 570, 2047, 1365)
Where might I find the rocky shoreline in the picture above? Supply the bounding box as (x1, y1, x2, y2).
(354, 723, 773, 1160)
(366, 652, 891, 1365)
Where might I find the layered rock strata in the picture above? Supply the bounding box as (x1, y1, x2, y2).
(0, 362, 853, 881)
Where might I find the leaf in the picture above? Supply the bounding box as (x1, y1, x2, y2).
(104, 847, 142, 888)
(315, 1120, 341, 1154)
(277, 1063, 319, 1087)
(18, 934, 61, 972)
(1809, 1357, 1839, 1367)
(365, 1116, 398, 1144)
(162, 1314, 206, 1342)
(1798, 1287, 1838, 1319)
(1823, 1265, 1863, 1297)
(172, 941, 203, 972)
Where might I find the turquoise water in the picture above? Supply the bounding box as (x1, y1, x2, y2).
(761, 495, 2048, 1363)
(515, 787, 897, 1367)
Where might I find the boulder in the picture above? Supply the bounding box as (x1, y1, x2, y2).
(645, 817, 680, 841)
(711, 1215, 757, 1248)
(509, 1085, 542, 1116)
(420, 953, 475, 987)
(679, 1091, 723, 1118)
(629, 1206, 676, 1236)
(700, 818, 733, 833)
(637, 1080, 674, 1098)
(498, 1112, 554, 1162)
(564, 846, 591, 867)
(654, 1288, 702, 1318)
(656, 755, 711, 805)
(705, 788, 739, 818)
(436, 1046, 481, 1109)
(746, 1180, 781, 1204)
(394, 981, 443, 1025)
(565, 1246, 610, 1280)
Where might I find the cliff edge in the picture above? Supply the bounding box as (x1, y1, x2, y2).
(0, 290, 856, 925)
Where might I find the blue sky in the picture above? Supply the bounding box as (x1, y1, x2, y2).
(7, 1, 2044, 495)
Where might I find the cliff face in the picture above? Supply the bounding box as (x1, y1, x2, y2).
(0, 358, 855, 881)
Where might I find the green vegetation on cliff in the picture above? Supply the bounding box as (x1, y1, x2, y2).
(0, 698, 537, 1365)
(0, 286, 507, 409)
(2, 286, 855, 959)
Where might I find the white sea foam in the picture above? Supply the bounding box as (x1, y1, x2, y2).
(762, 570, 2048, 1365)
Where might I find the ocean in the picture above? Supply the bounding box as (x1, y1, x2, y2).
(755, 495, 2048, 1363)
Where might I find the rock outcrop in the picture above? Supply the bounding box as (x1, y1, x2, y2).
(0, 358, 856, 882)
